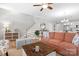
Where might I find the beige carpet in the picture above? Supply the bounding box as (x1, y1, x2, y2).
(7, 40, 26, 56)
(8, 48, 24, 56)
(7, 48, 61, 56)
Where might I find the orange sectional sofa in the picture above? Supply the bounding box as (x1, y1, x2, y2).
(41, 32, 79, 56)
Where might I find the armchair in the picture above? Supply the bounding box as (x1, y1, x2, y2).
(0, 40, 9, 56)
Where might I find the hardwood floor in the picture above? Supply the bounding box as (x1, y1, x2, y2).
(9, 40, 16, 48)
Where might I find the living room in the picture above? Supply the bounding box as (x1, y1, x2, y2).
(0, 2, 79, 56)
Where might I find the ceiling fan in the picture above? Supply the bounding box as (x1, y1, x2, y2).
(33, 3, 53, 11)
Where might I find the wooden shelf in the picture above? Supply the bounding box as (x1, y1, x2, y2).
(5, 32, 18, 40)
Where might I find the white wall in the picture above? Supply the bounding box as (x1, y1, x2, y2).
(0, 10, 35, 40)
(55, 23, 64, 32)
(1, 8, 79, 40)
(27, 17, 53, 38)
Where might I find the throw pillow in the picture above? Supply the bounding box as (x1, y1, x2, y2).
(43, 31, 49, 39)
(72, 34, 79, 46)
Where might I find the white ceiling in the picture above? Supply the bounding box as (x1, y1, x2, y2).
(0, 3, 79, 22)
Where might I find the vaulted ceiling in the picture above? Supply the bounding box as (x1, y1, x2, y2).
(0, 3, 79, 23)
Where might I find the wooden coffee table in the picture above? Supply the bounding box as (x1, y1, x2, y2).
(22, 42, 56, 56)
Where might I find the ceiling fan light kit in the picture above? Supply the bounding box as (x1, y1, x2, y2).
(33, 3, 53, 11)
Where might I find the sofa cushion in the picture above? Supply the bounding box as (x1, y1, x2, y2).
(59, 42, 77, 55)
(48, 39, 62, 46)
(64, 33, 75, 43)
(54, 32, 65, 41)
(59, 42, 76, 49)
(49, 32, 55, 39)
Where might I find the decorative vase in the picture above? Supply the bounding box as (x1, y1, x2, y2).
(35, 46, 40, 52)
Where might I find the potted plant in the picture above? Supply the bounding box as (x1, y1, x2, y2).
(34, 30, 40, 37)
(34, 30, 40, 39)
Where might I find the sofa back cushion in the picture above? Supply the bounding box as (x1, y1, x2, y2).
(54, 32, 65, 41)
(64, 32, 75, 43)
(49, 32, 55, 39)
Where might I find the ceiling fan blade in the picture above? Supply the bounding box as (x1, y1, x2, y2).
(40, 8, 43, 11)
(33, 5, 42, 6)
(47, 6, 53, 10)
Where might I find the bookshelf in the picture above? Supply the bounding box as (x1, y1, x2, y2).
(5, 32, 18, 40)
